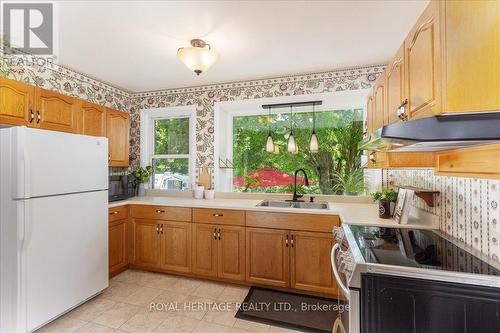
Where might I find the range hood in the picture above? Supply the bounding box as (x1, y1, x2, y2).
(362, 112, 500, 152)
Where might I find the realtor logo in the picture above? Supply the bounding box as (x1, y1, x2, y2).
(2, 2, 53, 54)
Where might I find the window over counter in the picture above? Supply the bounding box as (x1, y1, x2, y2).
(215, 92, 368, 196)
(140, 106, 196, 190)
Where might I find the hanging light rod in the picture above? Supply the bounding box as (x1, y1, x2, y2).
(261, 100, 322, 109)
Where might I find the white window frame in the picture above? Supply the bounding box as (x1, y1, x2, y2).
(140, 105, 196, 190)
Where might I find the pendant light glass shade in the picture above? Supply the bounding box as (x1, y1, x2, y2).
(309, 131, 319, 153)
(265, 106, 274, 153)
(309, 103, 319, 153)
(177, 39, 219, 75)
(287, 131, 296, 153)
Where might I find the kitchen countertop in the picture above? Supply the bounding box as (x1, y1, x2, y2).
(109, 196, 437, 229)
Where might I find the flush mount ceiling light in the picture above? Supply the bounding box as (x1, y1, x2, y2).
(265, 106, 275, 153)
(177, 39, 219, 75)
(309, 103, 319, 153)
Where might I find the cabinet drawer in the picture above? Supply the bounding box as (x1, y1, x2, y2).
(130, 205, 191, 222)
(108, 205, 128, 222)
(193, 208, 245, 226)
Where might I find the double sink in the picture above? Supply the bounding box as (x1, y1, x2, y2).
(257, 199, 329, 210)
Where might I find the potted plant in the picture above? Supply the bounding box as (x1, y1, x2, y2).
(333, 169, 366, 196)
(371, 188, 398, 218)
(131, 166, 153, 196)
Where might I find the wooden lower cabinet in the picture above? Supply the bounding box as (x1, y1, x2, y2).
(246, 228, 289, 288)
(133, 219, 162, 268)
(192, 223, 245, 281)
(160, 221, 191, 273)
(290, 231, 337, 295)
(109, 219, 128, 277)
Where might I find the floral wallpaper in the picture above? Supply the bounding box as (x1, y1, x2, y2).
(385, 169, 500, 263)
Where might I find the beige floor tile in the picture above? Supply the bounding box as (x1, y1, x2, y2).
(118, 309, 169, 333)
(202, 305, 238, 327)
(143, 274, 181, 290)
(233, 319, 270, 333)
(193, 320, 231, 333)
(149, 290, 189, 314)
(113, 270, 159, 286)
(122, 286, 163, 306)
(101, 281, 141, 303)
(35, 317, 87, 333)
(191, 280, 227, 299)
(74, 322, 115, 333)
(170, 277, 202, 295)
(151, 313, 200, 333)
(217, 285, 250, 303)
(67, 296, 116, 321)
(177, 295, 215, 320)
(92, 302, 141, 329)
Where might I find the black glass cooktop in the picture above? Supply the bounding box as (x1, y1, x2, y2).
(348, 225, 500, 276)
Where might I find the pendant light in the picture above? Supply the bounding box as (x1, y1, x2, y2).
(265, 106, 274, 153)
(287, 105, 297, 153)
(309, 103, 319, 153)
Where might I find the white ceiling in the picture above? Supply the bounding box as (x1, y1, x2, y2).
(56, 0, 429, 92)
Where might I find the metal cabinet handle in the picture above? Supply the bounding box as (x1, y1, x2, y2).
(212, 213, 223, 217)
(109, 211, 119, 215)
(159, 224, 163, 234)
(29, 109, 34, 123)
(369, 152, 376, 163)
(217, 228, 221, 240)
(285, 234, 289, 247)
(397, 99, 408, 121)
(156, 209, 165, 214)
(291, 234, 294, 248)
(36, 111, 41, 124)
(213, 228, 217, 240)
(156, 224, 160, 234)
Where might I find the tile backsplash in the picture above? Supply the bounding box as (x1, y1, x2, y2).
(384, 169, 500, 263)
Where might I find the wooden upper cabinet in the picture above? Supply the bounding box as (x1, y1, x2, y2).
(442, 0, 500, 113)
(35, 88, 79, 133)
(160, 221, 191, 273)
(106, 108, 130, 167)
(366, 92, 375, 135)
(405, 0, 442, 119)
(79, 101, 106, 137)
(0, 77, 35, 126)
(218, 225, 245, 281)
(290, 231, 337, 295)
(372, 73, 386, 130)
(385, 44, 405, 125)
(246, 228, 289, 288)
(192, 223, 218, 277)
(133, 219, 161, 268)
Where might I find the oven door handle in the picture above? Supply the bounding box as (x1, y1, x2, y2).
(331, 243, 350, 299)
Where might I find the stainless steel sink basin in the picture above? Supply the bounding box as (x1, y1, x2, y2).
(256, 200, 329, 210)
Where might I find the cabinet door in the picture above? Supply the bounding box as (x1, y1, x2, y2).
(160, 221, 191, 273)
(290, 231, 337, 295)
(366, 92, 375, 135)
(385, 44, 405, 124)
(109, 219, 128, 277)
(106, 108, 130, 167)
(373, 73, 386, 129)
(35, 88, 79, 133)
(218, 225, 245, 281)
(192, 223, 218, 277)
(80, 101, 106, 137)
(246, 228, 289, 288)
(0, 77, 34, 126)
(405, 0, 442, 119)
(443, 0, 500, 113)
(133, 219, 161, 268)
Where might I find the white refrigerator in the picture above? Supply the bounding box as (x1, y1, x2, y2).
(0, 126, 109, 333)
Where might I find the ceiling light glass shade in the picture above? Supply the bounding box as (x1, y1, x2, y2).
(177, 39, 219, 75)
(273, 144, 280, 154)
(266, 134, 274, 153)
(287, 131, 296, 153)
(309, 131, 319, 153)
